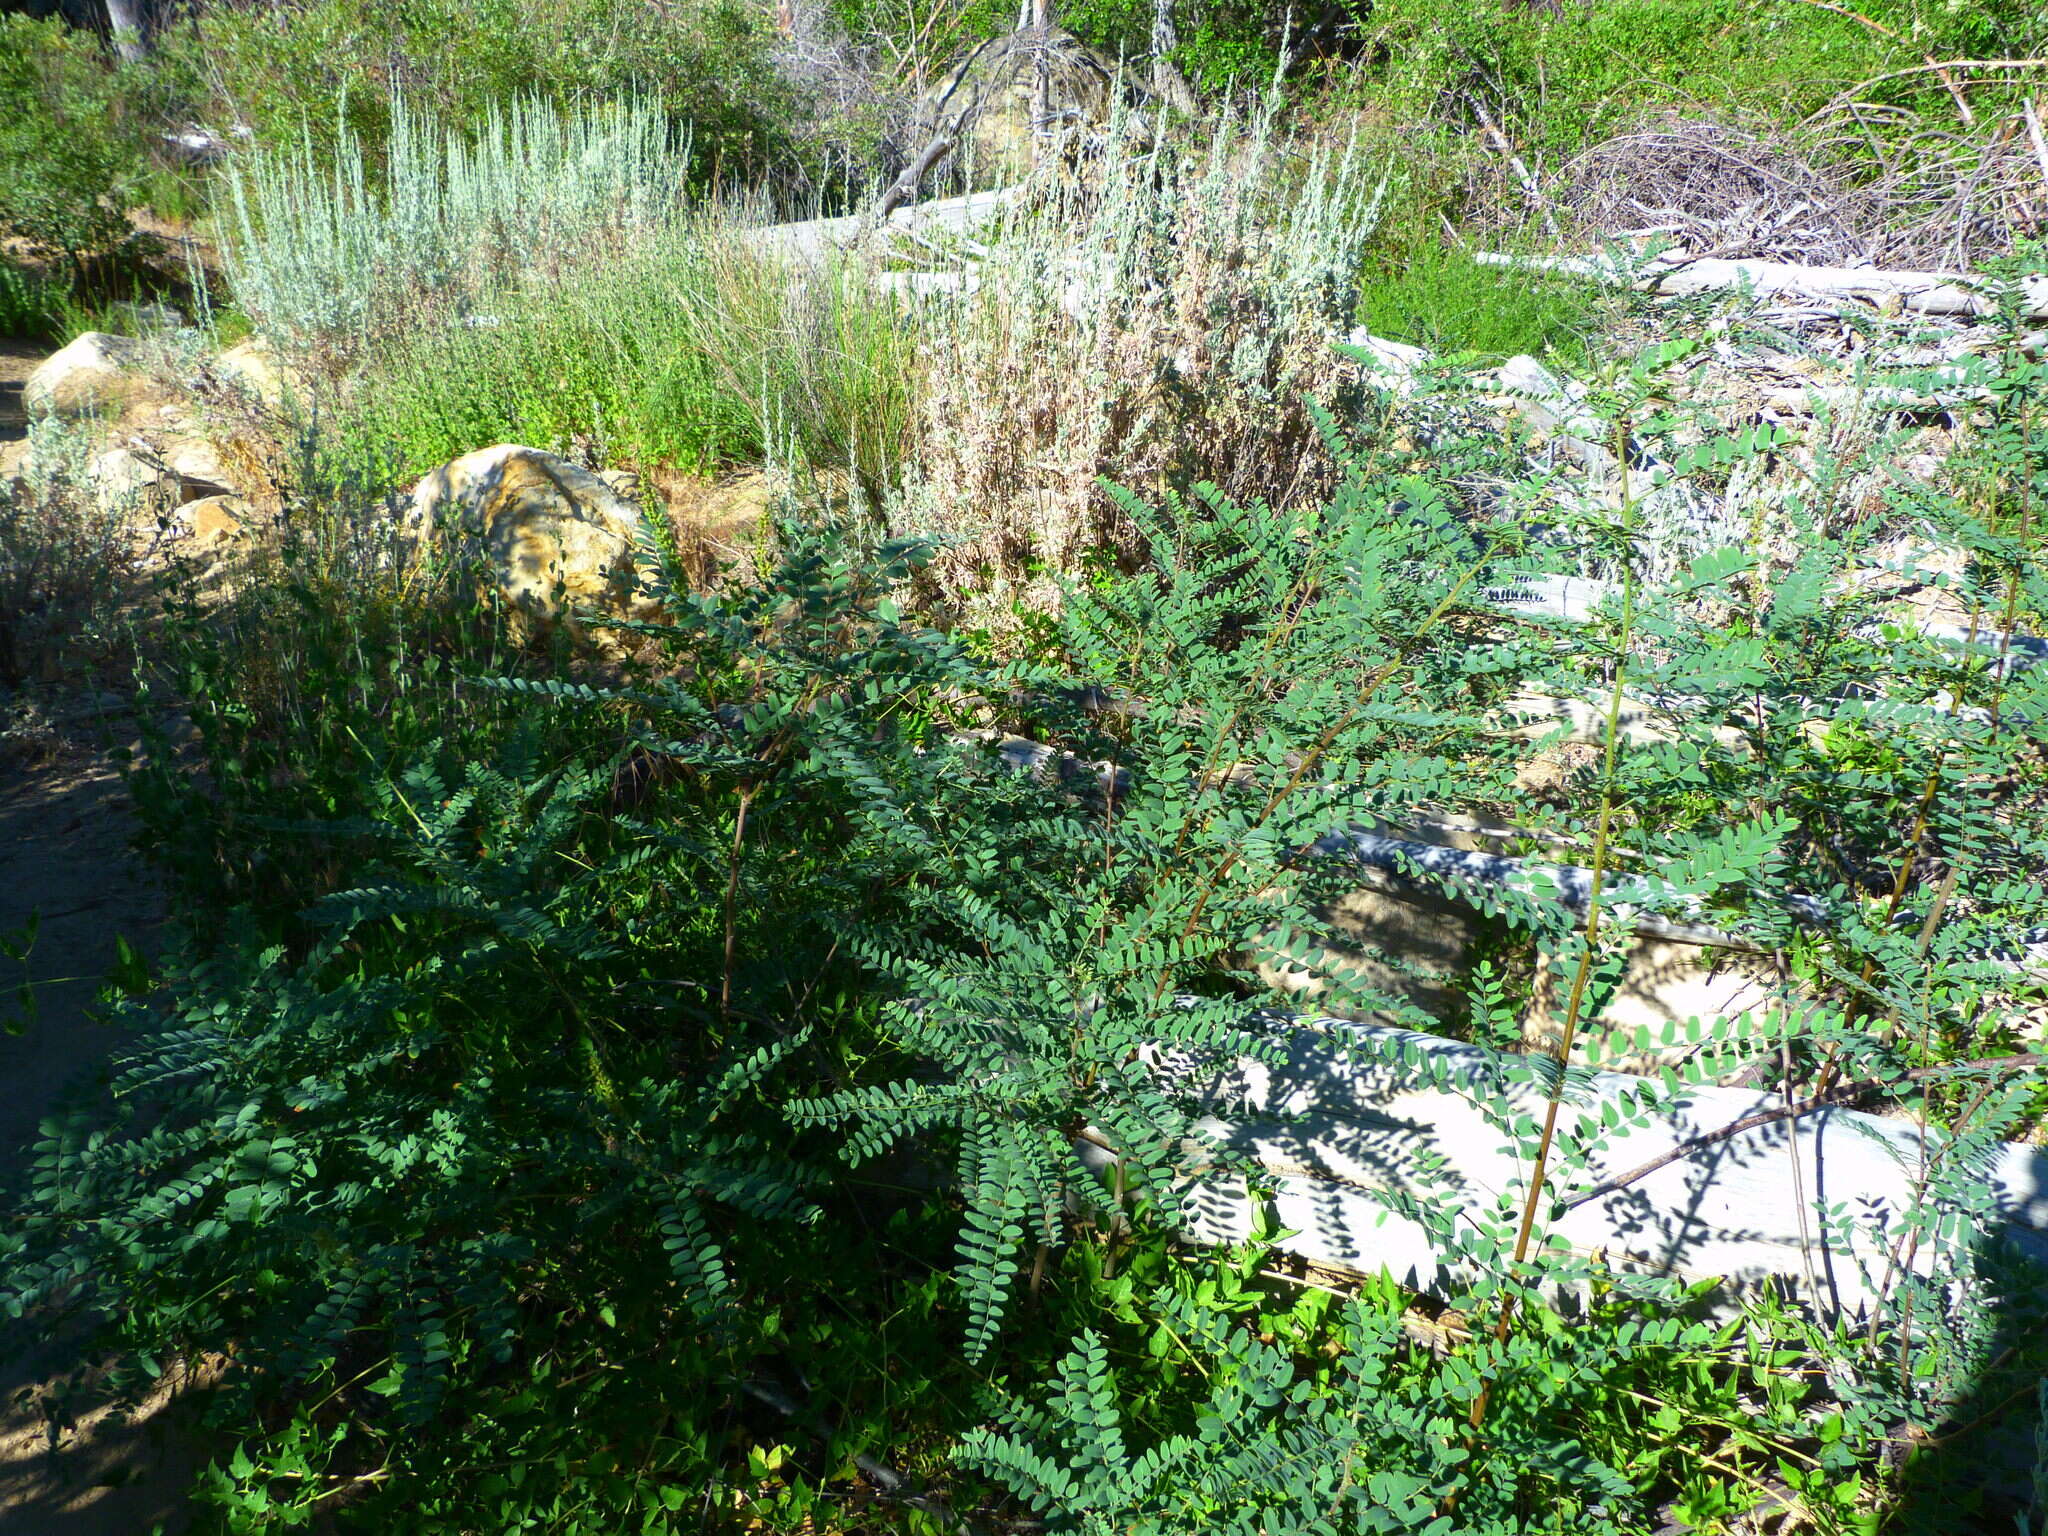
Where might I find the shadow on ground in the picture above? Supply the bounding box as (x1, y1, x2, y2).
(0, 739, 208, 1536)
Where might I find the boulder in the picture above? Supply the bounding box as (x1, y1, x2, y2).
(100, 300, 186, 339)
(213, 337, 295, 411)
(1266, 876, 1798, 1075)
(181, 494, 252, 550)
(406, 445, 654, 641)
(87, 446, 173, 511)
(22, 333, 165, 419)
(159, 436, 237, 499)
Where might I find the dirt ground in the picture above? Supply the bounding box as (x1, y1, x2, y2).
(1, 337, 208, 1531)
(0, 729, 211, 1535)
(0, 340, 38, 443)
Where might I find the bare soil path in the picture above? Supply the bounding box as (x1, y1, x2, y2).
(0, 722, 205, 1532)
(0, 339, 38, 443)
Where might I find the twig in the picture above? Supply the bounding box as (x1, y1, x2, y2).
(1459, 412, 1642, 1489)
(1468, 90, 1562, 241)
(868, 31, 1010, 227)
(1772, 0, 1974, 124)
(719, 784, 755, 1026)
(2025, 98, 2048, 210)
(1811, 58, 2048, 125)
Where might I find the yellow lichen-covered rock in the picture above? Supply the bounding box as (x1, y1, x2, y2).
(213, 337, 298, 412)
(181, 494, 253, 550)
(406, 445, 654, 641)
(23, 332, 168, 419)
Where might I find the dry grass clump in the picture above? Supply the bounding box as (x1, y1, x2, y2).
(1553, 107, 2044, 269)
(0, 416, 154, 687)
(899, 114, 1384, 626)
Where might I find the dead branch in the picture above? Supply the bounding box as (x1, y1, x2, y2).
(1772, 0, 1975, 125)
(1811, 57, 2048, 124)
(1476, 248, 2048, 319)
(1563, 1052, 2048, 1212)
(1468, 89, 1561, 241)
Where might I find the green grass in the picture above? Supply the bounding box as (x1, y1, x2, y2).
(1334, 0, 1978, 156)
(1356, 239, 1597, 365)
(350, 219, 915, 490)
(0, 259, 85, 344)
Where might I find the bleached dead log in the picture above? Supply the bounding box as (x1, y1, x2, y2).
(1493, 686, 1756, 753)
(1481, 570, 1619, 625)
(1475, 249, 2048, 320)
(1762, 382, 1998, 415)
(1079, 1015, 2048, 1317)
(1485, 568, 2048, 675)
(745, 186, 1019, 266)
(875, 270, 982, 301)
(1340, 329, 1431, 392)
(1312, 827, 1830, 950)
(1492, 354, 1615, 475)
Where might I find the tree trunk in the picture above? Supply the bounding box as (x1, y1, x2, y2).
(1029, 0, 1050, 166)
(1149, 0, 1196, 112)
(103, 0, 148, 60)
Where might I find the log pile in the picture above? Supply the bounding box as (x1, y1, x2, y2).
(748, 180, 2048, 1316)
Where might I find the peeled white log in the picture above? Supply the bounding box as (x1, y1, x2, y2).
(1340, 329, 1431, 393)
(1763, 383, 1997, 415)
(875, 270, 982, 300)
(1476, 250, 2048, 321)
(1312, 827, 1831, 949)
(745, 186, 1019, 265)
(1080, 1016, 2048, 1317)
(1480, 570, 1616, 625)
(1485, 569, 2047, 675)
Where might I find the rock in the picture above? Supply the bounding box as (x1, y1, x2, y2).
(406, 445, 654, 641)
(181, 494, 251, 550)
(1524, 940, 1793, 1074)
(1511, 741, 1602, 805)
(1266, 874, 1800, 1075)
(87, 446, 171, 509)
(77, 437, 235, 515)
(159, 436, 236, 499)
(100, 301, 187, 339)
(213, 337, 295, 411)
(1259, 884, 1479, 1023)
(22, 332, 164, 419)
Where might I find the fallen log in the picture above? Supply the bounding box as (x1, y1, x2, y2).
(970, 728, 2048, 969)
(1078, 1014, 2048, 1317)
(1475, 250, 2048, 320)
(1310, 826, 1830, 949)
(744, 186, 1018, 266)
(1484, 568, 2048, 676)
